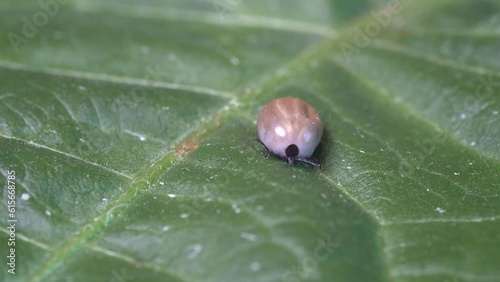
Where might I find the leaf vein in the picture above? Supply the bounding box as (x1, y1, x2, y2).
(74, 3, 338, 38)
(0, 60, 234, 98)
(372, 39, 500, 77)
(0, 134, 132, 180)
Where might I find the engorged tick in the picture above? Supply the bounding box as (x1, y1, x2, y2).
(257, 97, 323, 167)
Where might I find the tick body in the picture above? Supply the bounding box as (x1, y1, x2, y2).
(257, 97, 323, 167)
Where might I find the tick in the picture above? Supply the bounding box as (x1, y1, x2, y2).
(257, 97, 323, 167)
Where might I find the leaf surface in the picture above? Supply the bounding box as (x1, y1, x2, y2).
(0, 1, 499, 282)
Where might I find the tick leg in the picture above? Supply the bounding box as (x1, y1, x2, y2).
(296, 157, 321, 168)
(253, 139, 271, 158)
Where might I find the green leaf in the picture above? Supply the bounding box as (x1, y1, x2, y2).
(1, 1, 499, 281)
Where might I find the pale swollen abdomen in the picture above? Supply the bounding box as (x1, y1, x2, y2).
(257, 97, 323, 161)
